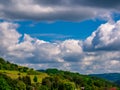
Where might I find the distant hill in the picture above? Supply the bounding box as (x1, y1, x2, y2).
(38, 68, 120, 90)
(90, 73, 120, 86)
(0, 57, 120, 90)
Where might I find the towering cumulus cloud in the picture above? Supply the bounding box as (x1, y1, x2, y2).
(84, 21, 120, 51)
(0, 21, 120, 74)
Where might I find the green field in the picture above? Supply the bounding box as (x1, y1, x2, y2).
(0, 70, 48, 83)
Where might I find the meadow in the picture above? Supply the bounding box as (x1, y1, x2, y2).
(0, 70, 48, 83)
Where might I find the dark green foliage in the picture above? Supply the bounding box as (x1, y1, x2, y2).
(46, 68, 60, 75)
(0, 57, 19, 70)
(39, 85, 48, 90)
(0, 57, 33, 73)
(58, 81, 75, 90)
(42, 77, 52, 88)
(73, 76, 84, 85)
(0, 76, 11, 90)
(0, 73, 34, 90)
(0, 73, 27, 90)
(33, 75, 38, 82)
(16, 80, 26, 90)
(22, 67, 29, 72)
(0, 73, 16, 90)
(0, 58, 6, 64)
(22, 76, 31, 85)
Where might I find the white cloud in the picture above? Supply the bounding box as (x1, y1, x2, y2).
(0, 22, 21, 56)
(0, 21, 120, 74)
(84, 21, 120, 51)
(60, 40, 82, 54)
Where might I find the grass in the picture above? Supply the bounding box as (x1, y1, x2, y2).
(30, 74, 48, 83)
(0, 70, 48, 83)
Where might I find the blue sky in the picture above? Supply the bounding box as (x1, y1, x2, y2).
(0, 0, 120, 74)
(16, 19, 106, 41)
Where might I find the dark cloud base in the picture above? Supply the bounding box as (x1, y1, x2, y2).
(0, 0, 120, 21)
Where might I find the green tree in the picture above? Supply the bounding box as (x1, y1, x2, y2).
(16, 80, 26, 90)
(0, 63, 2, 69)
(0, 58, 6, 64)
(39, 85, 48, 90)
(22, 76, 31, 85)
(58, 81, 75, 90)
(0, 76, 11, 90)
(33, 75, 38, 82)
(42, 77, 52, 88)
(23, 67, 28, 72)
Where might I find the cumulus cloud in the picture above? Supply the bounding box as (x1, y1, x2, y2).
(84, 21, 120, 51)
(0, 22, 21, 56)
(0, 21, 120, 74)
(0, 0, 120, 21)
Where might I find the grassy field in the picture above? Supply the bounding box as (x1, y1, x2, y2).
(0, 70, 48, 83)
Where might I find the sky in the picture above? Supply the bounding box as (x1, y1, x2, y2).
(0, 0, 120, 74)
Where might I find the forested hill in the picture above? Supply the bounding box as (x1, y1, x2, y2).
(90, 73, 120, 86)
(0, 57, 29, 71)
(0, 57, 120, 90)
(38, 69, 120, 90)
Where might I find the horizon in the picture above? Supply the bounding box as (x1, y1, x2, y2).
(0, 0, 120, 74)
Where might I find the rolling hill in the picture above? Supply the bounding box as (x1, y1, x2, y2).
(90, 73, 120, 86)
(0, 58, 48, 83)
(0, 57, 120, 90)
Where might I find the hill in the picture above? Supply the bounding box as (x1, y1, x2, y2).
(0, 57, 48, 90)
(0, 57, 120, 90)
(0, 58, 48, 83)
(38, 68, 120, 90)
(90, 73, 120, 86)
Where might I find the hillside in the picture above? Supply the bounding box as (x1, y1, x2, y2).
(38, 68, 120, 90)
(90, 73, 120, 86)
(0, 58, 48, 83)
(0, 57, 120, 90)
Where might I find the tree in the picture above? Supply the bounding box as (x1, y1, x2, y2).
(16, 80, 26, 90)
(73, 76, 84, 85)
(0, 76, 11, 90)
(33, 75, 38, 83)
(39, 85, 48, 90)
(0, 63, 2, 69)
(58, 81, 75, 90)
(0, 58, 6, 64)
(42, 77, 52, 88)
(23, 67, 28, 72)
(22, 76, 31, 85)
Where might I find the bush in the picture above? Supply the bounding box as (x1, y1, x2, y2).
(0, 76, 11, 90)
